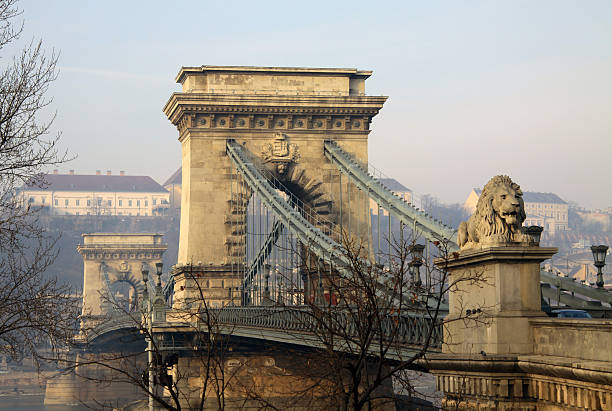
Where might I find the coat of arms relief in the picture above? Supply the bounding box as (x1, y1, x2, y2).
(261, 133, 300, 175)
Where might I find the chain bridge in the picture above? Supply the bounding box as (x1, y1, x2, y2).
(58, 66, 612, 410)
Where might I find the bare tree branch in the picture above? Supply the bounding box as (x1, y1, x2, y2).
(0, 0, 77, 363)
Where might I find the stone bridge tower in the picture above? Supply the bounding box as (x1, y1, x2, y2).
(78, 233, 167, 328)
(163, 66, 387, 307)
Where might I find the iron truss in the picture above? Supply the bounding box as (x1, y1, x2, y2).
(226, 139, 355, 274)
(227, 139, 428, 309)
(323, 140, 458, 249)
(323, 140, 611, 308)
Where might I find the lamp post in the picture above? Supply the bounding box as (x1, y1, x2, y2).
(409, 244, 425, 287)
(590, 245, 608, 288)
(141, 263, 155, 411)
(263, 263, 271, 304)
(141, 262, 166, 411)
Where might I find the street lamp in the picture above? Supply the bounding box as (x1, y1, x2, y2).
(140, 263, 155, 411)
(263, 263, 271, 304)
(590, 245, 608, 288)
(155, 262, 163, 287)
(141, 262, 150, 310)
(409, 244, 425, 287)
(526, 226, 544, 246)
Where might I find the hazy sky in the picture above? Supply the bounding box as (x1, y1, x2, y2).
(16, 0, 612, 209)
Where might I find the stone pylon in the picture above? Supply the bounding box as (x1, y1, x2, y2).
(78, 233, 166, 330)
(163, 66, 387, 308)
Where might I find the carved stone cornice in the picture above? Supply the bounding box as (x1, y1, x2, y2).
(77, 244, 167, 260)
(436, 246, 558, 270)
(163, 93, 387, 126)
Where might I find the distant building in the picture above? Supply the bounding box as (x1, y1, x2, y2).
(464, 189, 568, 235)
(163, 167, 182, 210)
(371, 178, 412, 216)
(19, 170, 170, 216)
(575, 210, 611, 231)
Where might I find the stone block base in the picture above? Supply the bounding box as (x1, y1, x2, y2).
(168, 351, 394, 410)
(44, 369, 144, 407)
(171, 264, 241, 309)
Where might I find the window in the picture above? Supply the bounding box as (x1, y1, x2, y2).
(128, 200, 132, 207)
(119, 200, 122, 207)
(76, 199, 80, 206)
(41, 197, 45, 204)
(137, 200, 140, 207)
(108, 200, 112, 206)
(145, 200, 148, 207)
(64, 199, 69, 206)
(76, 212, 79, 216)
(153, 199, 157, 205)
(97, 199, 102, 206)
(87, 199, 91, 206)
(29, 197, 35, 203)
(54, 199, 58, 206)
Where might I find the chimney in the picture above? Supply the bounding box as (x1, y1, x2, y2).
(69, 170, 74, 175)
(120, 171, 125, 176)
(53, 169, 58, 174)
(96, 170, 101, 175)
(106, 170, 112, 176)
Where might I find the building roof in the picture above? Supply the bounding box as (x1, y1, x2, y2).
(472, 189, 567, 204)
(23, 174, 168, 193)
(378, 178, 411, 192)
(523, 192, 567, 204)
(163, 167, 182, 186)
(175, 65, 372, 83)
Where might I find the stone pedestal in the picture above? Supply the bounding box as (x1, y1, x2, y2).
(440, 246, 556, 356)
(429, 246, 557, 410)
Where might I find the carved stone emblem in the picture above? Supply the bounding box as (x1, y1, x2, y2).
(118, 261, 130, 273)
(261, 133, 300, 174)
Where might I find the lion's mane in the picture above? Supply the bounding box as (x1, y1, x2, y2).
(458, 175, 527, 249)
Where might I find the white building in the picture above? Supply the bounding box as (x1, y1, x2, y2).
(20, 170, 170, 216)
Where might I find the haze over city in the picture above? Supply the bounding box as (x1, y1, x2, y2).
(19, 0, 612, 209)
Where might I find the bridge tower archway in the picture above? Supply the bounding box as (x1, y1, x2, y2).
(77, 233, 167, 329)
(164, 66, 387, 308)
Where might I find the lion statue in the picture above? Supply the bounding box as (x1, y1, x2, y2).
(457, 175, 533, 250)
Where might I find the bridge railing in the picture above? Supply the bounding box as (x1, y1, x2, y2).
(210, 306, 443, 348)
(81, 304, 443, 353)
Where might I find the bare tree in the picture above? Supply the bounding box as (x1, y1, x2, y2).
(276, 229, 486, 411)
(51, 232, 486, 410)
(0, 0, 76, 361)
(58, 264, 251, 411)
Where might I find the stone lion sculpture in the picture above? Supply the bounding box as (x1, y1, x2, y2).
(457, 175, 533, 250)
